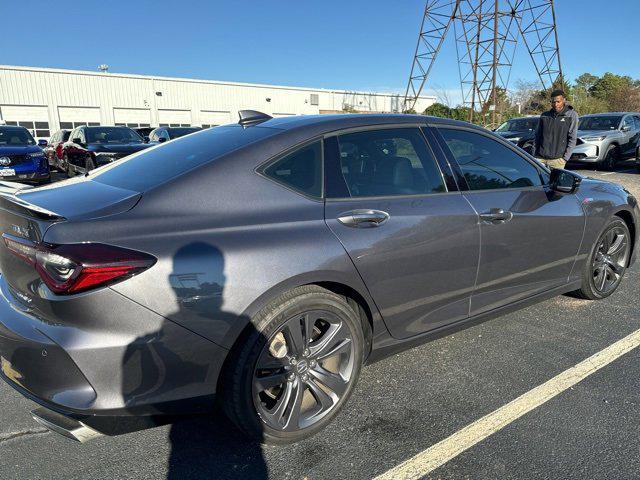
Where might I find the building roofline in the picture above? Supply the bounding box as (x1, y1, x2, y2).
(0, 64, 436, 101)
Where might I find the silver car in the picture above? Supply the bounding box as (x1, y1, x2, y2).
(570, 112, 640, 170)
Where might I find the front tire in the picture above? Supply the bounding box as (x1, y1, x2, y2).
(221, 285, 364, 444)
(599, 145, 618, 171)
(572, 217, 631, 300)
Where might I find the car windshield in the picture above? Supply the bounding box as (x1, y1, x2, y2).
(0, 127, 36, 146)
(495, 118, 539, 132)
(579, 116, 622, 131)
(168, 127, 201, 139)
(85, 127, 143, 144)
(91, 125, 279, 192)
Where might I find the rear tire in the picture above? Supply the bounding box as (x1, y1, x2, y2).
(571, 217, 630, 300)
(221, 285, 364, 445)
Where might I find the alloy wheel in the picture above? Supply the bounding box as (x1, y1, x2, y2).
(592, 225, 630, 295)
(253, 310, 355, 432)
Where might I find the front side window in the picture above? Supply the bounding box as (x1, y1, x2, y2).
(334, 128, 445, 198)
(262, 141, 322, 198)
(622, 116, 633, 130)
(85, 127, 143, 144)
(439, 128, 543, 191)
(579, 116, 622, 131)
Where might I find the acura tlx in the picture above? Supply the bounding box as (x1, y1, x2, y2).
(0, 111, 637, 444)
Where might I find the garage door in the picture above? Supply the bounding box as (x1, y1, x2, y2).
(113, 108, 152, 128)
(0, 105, 51, 139)
(58, 106, 101, 130)
(199, 110, 231, 128)
(158, 109, 191, 127)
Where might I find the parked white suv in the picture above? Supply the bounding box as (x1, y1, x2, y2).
(570, 112, 640, 170)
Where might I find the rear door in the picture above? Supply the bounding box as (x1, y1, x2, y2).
(323, 126, 480, 339)
(432, 125, 584, 316)
(620, 115, 635, 156)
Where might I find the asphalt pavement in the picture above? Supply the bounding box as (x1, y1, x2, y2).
(1, 162, 639, 480)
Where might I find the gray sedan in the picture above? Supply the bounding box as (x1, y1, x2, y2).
(570, 112, 640, 169)
(0, 111, 638, 445)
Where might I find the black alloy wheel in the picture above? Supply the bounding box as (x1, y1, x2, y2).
(222, 285, 364, 444)
(573, 218, 631, 300)
(253, 310, 356, 432)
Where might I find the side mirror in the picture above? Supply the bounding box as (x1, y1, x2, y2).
(550, 168, 581, 194)
(158, 137, 167, 143)
(38, 139, 48, 147)
(621, 125, 631, 132)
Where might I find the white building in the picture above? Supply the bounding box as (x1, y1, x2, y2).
(0, 65, 435, 139)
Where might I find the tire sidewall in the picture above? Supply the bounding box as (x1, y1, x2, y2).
(225, 287, 364, 444)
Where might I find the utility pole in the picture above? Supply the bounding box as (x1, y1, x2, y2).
(404, 0, 563, 126)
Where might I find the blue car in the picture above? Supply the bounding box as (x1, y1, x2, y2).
(0, 125, 50, 185)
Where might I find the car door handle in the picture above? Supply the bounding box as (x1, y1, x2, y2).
(337, 209, 390, 228)
(480, 208, 513, 224)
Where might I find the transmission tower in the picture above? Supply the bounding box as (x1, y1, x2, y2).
(404, 0, 563, 125)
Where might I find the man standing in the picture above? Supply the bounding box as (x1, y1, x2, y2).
(533, 89, 579, 169)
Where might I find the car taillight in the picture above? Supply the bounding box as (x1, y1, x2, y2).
(2, 235, 155, 295)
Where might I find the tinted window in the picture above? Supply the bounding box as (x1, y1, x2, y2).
(579, 116, 622, 131)
(263, 141, 322, 198)
(439, 128, 542, 190)
(168, 127, 201, 139)
(0, 127, 35, 146)
(92, 125, 278, 192)
(85, 127, 143, 144)
(496, 117, 539, 132)
(621, 116, 633, 129)
(334, 128, 445, 197)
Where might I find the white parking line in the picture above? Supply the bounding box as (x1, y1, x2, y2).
(374, 327, 640, 480)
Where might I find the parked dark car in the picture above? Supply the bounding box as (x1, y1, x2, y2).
(60, 126, 151, 177)
(148, 126, 202, 144)
(132, 127, 154, 143)
(0, 112, 637, 445)
(0, 125, 50, 184)
(44, 129, 71, 171)
(494, 116, 539, 154)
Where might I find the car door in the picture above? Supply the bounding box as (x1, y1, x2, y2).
(432, 126, 585, 316)
(619, 115, 635, 156)
(323, 126, 480, 339)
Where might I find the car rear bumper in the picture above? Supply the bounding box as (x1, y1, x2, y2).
(0, 275, 228, 425)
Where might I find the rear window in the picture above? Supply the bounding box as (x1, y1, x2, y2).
(91, 125, 279, 192)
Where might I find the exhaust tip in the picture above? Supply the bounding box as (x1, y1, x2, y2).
(31, 407, 103, 443)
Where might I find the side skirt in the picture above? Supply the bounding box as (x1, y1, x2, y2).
(366, 280, 582, 365)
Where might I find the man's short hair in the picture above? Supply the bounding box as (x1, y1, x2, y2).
(550, 89, 565, 98)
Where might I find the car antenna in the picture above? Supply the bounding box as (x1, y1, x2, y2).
(238, 110, 273, 127)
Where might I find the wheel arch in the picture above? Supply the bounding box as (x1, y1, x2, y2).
(614, 209, 636, 266)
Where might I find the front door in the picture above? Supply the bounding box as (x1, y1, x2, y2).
(323, 126, 480, 339)
(433, 126, 585, 316)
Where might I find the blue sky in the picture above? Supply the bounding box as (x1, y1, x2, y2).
(3, 0, 640, 102)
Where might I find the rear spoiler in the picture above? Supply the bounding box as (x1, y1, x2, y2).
(0, 193, 65, 221)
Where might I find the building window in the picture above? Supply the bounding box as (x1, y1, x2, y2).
(5, 120, 50, 138)
(60, 121, 100, 129)
(201, 124, 218, 129)
(310, 93, 319, 106)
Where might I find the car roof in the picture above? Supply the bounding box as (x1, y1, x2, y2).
(581, 112, 636, 117)
(232, 113, 481, 138)
(0, 125, 29, 130)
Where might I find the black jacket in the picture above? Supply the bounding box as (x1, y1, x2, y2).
(534, 105, 579, 161)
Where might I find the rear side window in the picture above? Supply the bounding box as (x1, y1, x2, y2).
(92, 125, 279, 192)
(334, 128, 445, 198)
(438, 128, 542, 190)
(262, 141, 322, 198)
